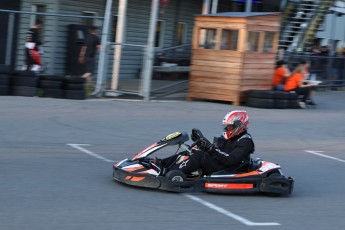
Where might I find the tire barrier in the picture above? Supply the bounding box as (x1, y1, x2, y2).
(245, 90, 299, 109)
(39, 75, 65, 99)
(1, 69, 86, 100)
(39, 75, 86, 100)
(0, 65, 11, 96)
(11, 71, 38, 97)
(63, 76, 86, 100)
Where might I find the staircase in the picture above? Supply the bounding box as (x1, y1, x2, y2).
(279, 0, 335, 52)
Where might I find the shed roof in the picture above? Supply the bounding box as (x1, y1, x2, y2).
(196, 12, 281, 18)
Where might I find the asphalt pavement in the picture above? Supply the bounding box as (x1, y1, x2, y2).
(0, 91, 344, 230)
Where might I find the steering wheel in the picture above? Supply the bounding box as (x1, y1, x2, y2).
(191, 128, 204, 142)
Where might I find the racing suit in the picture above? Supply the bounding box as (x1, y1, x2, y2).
(161, 131, 255, 175)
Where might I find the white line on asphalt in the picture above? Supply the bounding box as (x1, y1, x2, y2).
(67, 144, 114, 163)
(67, 144, 280, 226)
(305, 150, 345, 163)
(184, 194, 280, 226)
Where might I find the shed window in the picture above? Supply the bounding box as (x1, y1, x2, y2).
(263, 32, 275, 53)
(221, 29, 238, 51)
(177, 22, 187, 45)
(198, 28, 217, 49)
(246, 31, 260, 52)
(155, 20, 165, 47)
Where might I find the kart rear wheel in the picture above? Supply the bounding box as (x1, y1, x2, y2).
(165, 170, 186, 182)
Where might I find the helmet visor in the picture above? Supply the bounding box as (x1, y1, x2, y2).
(223, 123, 237, 131)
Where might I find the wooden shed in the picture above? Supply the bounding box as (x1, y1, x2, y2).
(188, 12, 281, 105)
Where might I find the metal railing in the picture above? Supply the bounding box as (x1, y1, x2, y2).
(284, 51, 345, 90)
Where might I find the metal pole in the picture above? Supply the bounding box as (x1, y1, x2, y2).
(202, 0, 210, 14)
(211, 0, 218, 14)
(5, 13, 15, 66)
(245, 0, 253, 13)
(141, 0, 159, 101)
(111, 0, 127, 91)
(93, 0, 113, 96)
(330, 12, 337, 55)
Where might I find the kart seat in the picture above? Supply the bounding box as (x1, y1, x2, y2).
(212, 157, 261, 175)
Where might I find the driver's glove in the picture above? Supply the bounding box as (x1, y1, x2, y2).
(198, 137, 216, 153)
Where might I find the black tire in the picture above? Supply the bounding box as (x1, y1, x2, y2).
(13, 70, 36, 77)
(39, 75, 65, 81)
(12, 76, 38, 87)
(39, 80, 63, 89)
(63, 83, 85, 90)
(64, 89, 86, 100)
(246, 97, 274, 109)
(165, 170, 186, 182)
(12, 86, 37, 97)
(42, 88, 64, 99)
(0, 85, 10, 95)
(289, 99, 300, 109)
(273, 91, 290, 100)
(0, 74, 10, 85)
(247, 90, 275, 99)
(274, 99, 289, 109)
(288, 92, 298, 100)
(0, 64, 11, 74)
(64, 76, 86, 84)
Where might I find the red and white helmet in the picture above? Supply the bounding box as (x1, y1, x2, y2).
(222, 110, 249, 139)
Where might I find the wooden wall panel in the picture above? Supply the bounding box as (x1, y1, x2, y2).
(191, 71, 242, 80)
(247, 25, 280, 32)
(188, 91, 239, 104)
(189, 81, 240, 91)
(191, 65, 242, 74)
(196, 16, 246, 24)
(192, 60, 242, 68)
(196, 21, 246, 29)
(193, 49, 244, 58)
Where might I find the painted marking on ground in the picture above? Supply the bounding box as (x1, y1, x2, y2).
(184, 194, 280, 226)
(67, 144, 280, 226)
(67, 144, 114, 163)
(305, 150, 345, 163)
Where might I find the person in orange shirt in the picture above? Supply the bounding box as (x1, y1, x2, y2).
(284, 64, 317, 108)
(273, 60, 290, 90)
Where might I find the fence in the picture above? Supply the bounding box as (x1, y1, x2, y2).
(1, 8, 193, 100)
(284, 51, 345, 90)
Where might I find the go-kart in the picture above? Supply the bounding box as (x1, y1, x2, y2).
(113, 131, 294, 196)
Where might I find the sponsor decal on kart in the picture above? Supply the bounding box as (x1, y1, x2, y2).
(132, 143, 167, 160)
(205, 183, 254, 190)
(125, 176, 145, 182)
(122, 164, 145, 172)
(258, 161, 280, 173)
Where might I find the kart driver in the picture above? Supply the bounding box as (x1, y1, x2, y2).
(159, 110, 255, 175)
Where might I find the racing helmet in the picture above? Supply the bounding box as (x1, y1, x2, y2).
(222, 110, 249, 139)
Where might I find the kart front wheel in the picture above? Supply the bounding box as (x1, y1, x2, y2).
(165, 170, 186, 182)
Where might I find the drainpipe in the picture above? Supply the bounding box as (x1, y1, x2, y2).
(211, 0, 218, 14)
(6, 13, 15, 66)
(202, 0, 210, 14)
(245, 0, 253, 13)
(93, 0, 113, 96)
(141, 0, 160, 101)
(111, 0, 127, 91)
